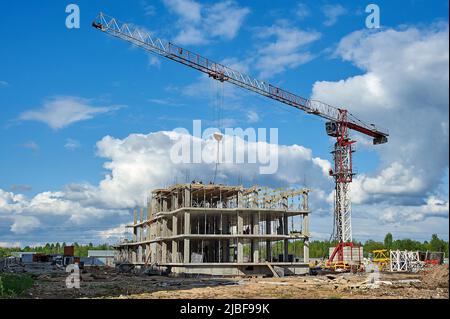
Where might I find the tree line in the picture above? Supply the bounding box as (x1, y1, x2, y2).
(307, 233, 448, 258)
(0, 234, 447, 259)
(0, 242, 113, 258)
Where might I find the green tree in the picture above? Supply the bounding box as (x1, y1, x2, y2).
(430, 234, 446, 253)
(384, 233, 393, 250)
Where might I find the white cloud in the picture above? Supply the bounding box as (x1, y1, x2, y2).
(64, 138, 80, 150)
(98, 223, 131, 241)
(0, 130, 332, 241)
(322, 4, 347, 27)
(148, 55, 161, 68)
(142, 2, 156, 16)
(163, 0, 250, 45)
(0, 241, 21, 248)
(246, 111, 260, 123)
(254, 25, 321, 78)
(21, 141, 39, 152)
(19, 96, 124, 129)
(163, 0, 202, 23)
(296, 3, 310, 20)
(174, 26, 209, 45)
(203, 1, 251, 40)
(379, 195, 449, 224)
(10, 216, 41, 234)
(0, 80, 9, 87)
(312, 24, 449, 224)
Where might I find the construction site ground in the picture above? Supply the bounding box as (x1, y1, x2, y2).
(6, 263, 448, 299)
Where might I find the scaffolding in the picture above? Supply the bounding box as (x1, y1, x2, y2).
(390, 250, 424, 273)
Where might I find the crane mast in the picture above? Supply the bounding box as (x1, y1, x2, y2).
(92, 12, 389, 268)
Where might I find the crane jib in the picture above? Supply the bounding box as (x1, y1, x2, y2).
(92, 12, 388, 144)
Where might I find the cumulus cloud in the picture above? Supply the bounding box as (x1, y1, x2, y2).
(254, 24, 321, 78)
(311, 24, 449, 229)
(322, 4, 347, 27)
(98, 223, 131, 241)
(10, 216, 41, 234)
(163, 0, 250, 45)
(379, 196, 449, 223)
(0, 130, 332, 243)
(19, 96, 124, 129)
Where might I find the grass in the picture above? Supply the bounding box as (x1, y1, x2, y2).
(0, 274, 34, 298)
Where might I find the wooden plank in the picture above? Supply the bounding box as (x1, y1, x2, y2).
(266, 262, 280, 278)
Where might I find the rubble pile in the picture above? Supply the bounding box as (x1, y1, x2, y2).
(421, 264, 449, 288)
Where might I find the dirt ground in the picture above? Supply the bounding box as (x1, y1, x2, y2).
(16, 264, 448, 299)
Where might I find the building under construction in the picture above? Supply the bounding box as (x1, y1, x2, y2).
(116, 183, 311, 276)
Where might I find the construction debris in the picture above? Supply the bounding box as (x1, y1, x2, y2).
(421, 264, 449, 288)
(15, 267, 447, 299)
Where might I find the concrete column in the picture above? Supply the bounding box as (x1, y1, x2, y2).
(172, 240, 178, 263)
(184, 211, 190, 263)
(150, 196, 157, 218)
(237, 240, 244, 263)
(266, 213, 272, 262)
(303, 213, 309, 237)
(184, 239, 190, 263)
(147, 197, 151, 220)
(173, 215, 178, 236)
(184, 187, 191, 207)
(252, 213, 260, 262)
(283, 213, 289, 262)
(133, 208, 137, 242)
(171, 214, 178, 262)
(161, 241, 167, 263)
(237, 212, 243, 234)
(162, 218, 168, 238)
(304, 239, 310, 263)
(184, 212, 190, 234)
(237, 211, 244, 263)
(132, 247, 137, 263)
(146, 244, 151, 263)
(156, 242, 161, 263)
(173, 192, 179, 210)
(140, 208, 144, 241)
(237, 189, 243, 208)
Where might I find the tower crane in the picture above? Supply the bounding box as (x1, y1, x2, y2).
(92, 12, 389, 268)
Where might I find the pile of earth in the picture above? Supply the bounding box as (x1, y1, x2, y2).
(421, 264, 449, 288)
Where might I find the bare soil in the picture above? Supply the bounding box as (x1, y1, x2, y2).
(14, 264, 447, 299)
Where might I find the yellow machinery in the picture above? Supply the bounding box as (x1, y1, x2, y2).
(372, 249, 390, 271)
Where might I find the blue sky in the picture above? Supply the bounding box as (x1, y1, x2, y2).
(0, 0, 448, 246)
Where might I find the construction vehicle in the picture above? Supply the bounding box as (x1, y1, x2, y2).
(92, 12, 389, 270)
(372, 249, 390, 271)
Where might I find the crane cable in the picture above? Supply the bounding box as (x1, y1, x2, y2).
(213, 80, 223, 184)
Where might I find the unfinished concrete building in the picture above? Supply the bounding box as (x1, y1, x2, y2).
(116, 183, 311, 276)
